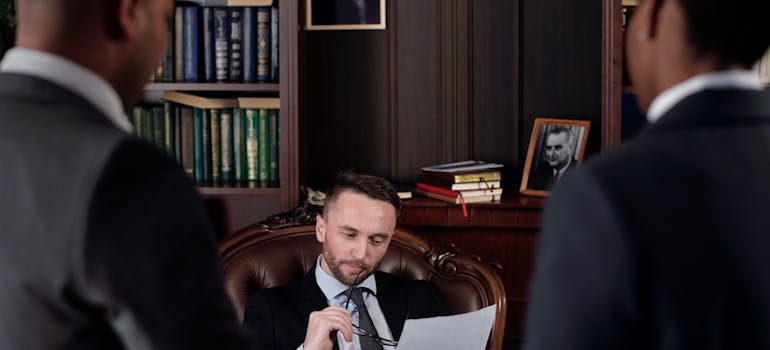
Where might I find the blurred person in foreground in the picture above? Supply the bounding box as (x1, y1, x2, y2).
(524, 0, 770, 349)
(0, 0, 249, 348)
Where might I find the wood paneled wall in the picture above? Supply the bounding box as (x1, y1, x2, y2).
(303, 0, 518, 189)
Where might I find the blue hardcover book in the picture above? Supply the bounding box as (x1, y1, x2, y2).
(213, 7, 230, 82)
(242, 7, 258, 83)
(182, 6, 200, 82)
(202, 7, 216, 82)
(229, 7, 244, 82)
(193, 108, 203, 182)
(256, 6, 270, 83)
(271, 5, 279, 82)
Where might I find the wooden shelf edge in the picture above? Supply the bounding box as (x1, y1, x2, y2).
(198, 187, 282, 196)
(622, 0, 639, 6)
(144, 83, 280, 92)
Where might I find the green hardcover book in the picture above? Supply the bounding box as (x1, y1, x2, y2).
(180, 107, 195, 178)
(201, 109, 212, 183)
(258, 108, 269, 184)
(142, 107, 153, 143)
(210, 109, 221, 183)
(174, 105, 182, 164)
(152, 106, 165, 148)
(233, 108, 246, 182)
(268, 109, 279, 185)
(245, 108, 259, 182)
(164, 102, 174, 156)
(220, 108, 234, 183)
(130, 106, 143, 138)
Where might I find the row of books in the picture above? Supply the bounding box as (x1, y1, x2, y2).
(129, 100, 279, 187)
(413, 161, 504, 204)
(154, 3, 279, 83)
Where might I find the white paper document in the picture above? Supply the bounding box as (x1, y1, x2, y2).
(395, 304, 497, 350)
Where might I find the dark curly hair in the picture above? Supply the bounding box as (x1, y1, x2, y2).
(676, 0, 770, 68)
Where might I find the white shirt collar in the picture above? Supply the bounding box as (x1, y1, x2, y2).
(647, 69, 763, 123)
(0, 48, 132, 133)
(315, 255, 378, 301)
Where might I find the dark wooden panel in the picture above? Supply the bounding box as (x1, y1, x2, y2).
(304, 30, 391, 188)
(394, 0, 442, 183)
(521, 0, 603, 162)
(472, 0, 518, 188)
(414, 226, 539, 339)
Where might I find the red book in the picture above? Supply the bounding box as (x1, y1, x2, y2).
(416, 182, 459, 198)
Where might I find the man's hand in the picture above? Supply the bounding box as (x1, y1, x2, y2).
(303, 305, 353, 350)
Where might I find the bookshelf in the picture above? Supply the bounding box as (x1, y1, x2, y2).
(141, 0, 300, 230)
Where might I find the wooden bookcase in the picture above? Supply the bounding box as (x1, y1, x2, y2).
(142, 0, 300, 231)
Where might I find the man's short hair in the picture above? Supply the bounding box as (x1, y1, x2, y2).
(323, 171, 401, 218)
(678, 0, 770, 68)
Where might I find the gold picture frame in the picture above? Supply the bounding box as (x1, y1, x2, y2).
(520, 118, 591, 197)
(306, 0, 386, 30)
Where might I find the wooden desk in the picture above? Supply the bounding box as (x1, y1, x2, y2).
(398, 194, 544, 339)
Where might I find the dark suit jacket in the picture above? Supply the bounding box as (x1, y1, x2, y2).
(0, 73, 249, 349)
(528, 158, 577, 191)
(524, 88, 770, 350)
(243, 269, 447, 350)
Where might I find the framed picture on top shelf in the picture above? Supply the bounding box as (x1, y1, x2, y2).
(520, 118, 590, 197)
(306, 0, 386, 30)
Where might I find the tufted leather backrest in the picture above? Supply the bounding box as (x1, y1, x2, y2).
(219, 224, 507, 350)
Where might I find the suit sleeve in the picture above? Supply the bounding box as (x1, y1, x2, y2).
(243, 288, 279, 350)
(522, 169, 638, 350)
(79, 140, 251, 350)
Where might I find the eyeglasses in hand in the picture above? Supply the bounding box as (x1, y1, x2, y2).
(343, 271, 399, 347)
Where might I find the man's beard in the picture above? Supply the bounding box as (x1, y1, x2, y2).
(322, 247, 376, 286)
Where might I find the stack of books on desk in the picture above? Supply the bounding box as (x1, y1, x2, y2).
(414, 161, 503, 204)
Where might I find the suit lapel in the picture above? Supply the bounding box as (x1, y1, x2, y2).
(374, 272, 408, 341)
(291, 267, 342, 350)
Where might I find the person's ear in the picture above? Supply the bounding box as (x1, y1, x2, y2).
(636, 0, 664, 40)
(105, 0, 140, 41)
(316, 214, 326, 243)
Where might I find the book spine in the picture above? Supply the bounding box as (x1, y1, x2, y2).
(153, 106, 165, 148)
(242, 7, 258, 83)
(416, 182, 459, 198)
(245, 108, 259, 182)
(220, 108, 234, 182)
(258, 108, 269, 183)
(201, 109, 212, 183)
(142, 107, 153, 143)
(183, 6, 200, 82)
(163, 102, 174, 156)
(268, 108, 279, 184)
(202, 7, 216, 82)
(233, 108, 244, 182)
(155, 16, 175, 82)
(174, 105, 182, 163)
(213, 7, 230, 82)
(193, 107, 203, 181)
(210, 109, 221, 183)
(270, 4, 279, 82)
(130, 106, 143, 138)
(174, 7, 184, 82)
(453, 172, 502, 183)
(181, 107, 195, 178)
(256, 6, 270, 83)
(229, 7, 244, 82)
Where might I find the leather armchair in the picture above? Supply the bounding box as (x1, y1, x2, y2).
(219, 224, 507, 350)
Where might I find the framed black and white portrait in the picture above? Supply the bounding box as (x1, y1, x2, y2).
(520, 118, 590, 197)
(306, 0, 386, 30)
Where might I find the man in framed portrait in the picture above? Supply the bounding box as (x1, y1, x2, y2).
(528, 126, 578, 191)
(311, 0, 382, 26)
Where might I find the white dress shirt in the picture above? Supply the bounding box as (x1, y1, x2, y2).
(647, 69, 763, 123)
(298, 255, 395, 350)
(0, 47, 132, 133)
